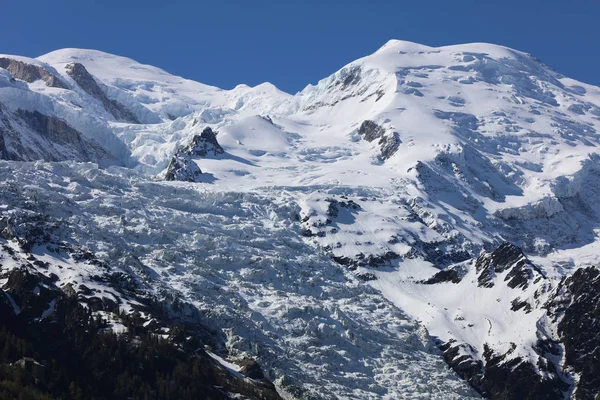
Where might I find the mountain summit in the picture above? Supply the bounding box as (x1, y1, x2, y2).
(1, 41, 600, 399)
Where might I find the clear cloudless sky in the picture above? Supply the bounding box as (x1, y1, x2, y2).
(2, 0, 599, 93)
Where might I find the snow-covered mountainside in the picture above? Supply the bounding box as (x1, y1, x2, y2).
(1, 40, 600, 399)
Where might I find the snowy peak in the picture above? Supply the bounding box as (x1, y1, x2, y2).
(3, 40, 600, 398)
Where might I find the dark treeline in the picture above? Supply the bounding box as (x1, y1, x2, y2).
(0, 294, 279, 400)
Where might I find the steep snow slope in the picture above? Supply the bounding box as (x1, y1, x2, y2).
(2, 40, 600, 398)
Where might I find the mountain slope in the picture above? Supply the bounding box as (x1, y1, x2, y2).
(1, 40, 600, 399)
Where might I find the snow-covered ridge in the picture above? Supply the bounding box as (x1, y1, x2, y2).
(2, 39, 600, 398)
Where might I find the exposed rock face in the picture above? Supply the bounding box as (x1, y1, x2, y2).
(182, 127, 224, 157)
(337, 65, 361, 90)
(475, 242, 544, 289)
(422, 242, 570, 399)
(357, 120, 401, 160)
(546, 266, 600, 400)
(65, 62, 139, 123)
(164, 153, 202, 182)
(439, 341, 484, 386)
(0, 105, 113, 163)
(476, 349, 567, 400)
(163, 127, 225, 182)
(0, 57, 67, 88)
(358, 120, 385, 142)
(17, 109, 81, 145)
(422, 266, 464, 284)
(0, 122, 9, 160)
(239, 358, 266, 380)
(441, 333, 568, 400)
(379, 131, 401, 159)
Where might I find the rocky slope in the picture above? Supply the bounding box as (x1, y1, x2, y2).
(1, 41, 600, 399)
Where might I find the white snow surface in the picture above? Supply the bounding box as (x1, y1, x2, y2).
(2, 39, 600, 398)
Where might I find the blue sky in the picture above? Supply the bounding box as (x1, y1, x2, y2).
(2, 0, 599, 93)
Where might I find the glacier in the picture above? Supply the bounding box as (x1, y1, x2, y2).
(1, 39, 600, 399)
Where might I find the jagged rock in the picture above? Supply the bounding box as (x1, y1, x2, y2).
(0, 106, 113, 163)
(164, 153, 203, 182)
(422, 267, 464, 284)
(0, 57, 67, 88)
(356, 271, 377, 281)
(61, 283, 77, 298)
(510, 297, 532, 313)
(440, 341, 484, 384)
(440, 339, 568, 400)
(408, 237, 472, 268)
(2, 267, 62, 320)
(18, 109, 82, 145)
(182, 127, 224, 157)
(357, 120, 401, 159)
(477, 350, 568, 399)
(475, 242, 544, 289)
(379, 131, 401, 159)
(332, 251, 398, 270)
(325, 197, 361, 219)
(239, 358, 266, 380)
(336, 65, 361, 90)
(162, 127, 224, 182)
(358, 120, 385, 142)
(546, 266, 600, 399)
(65, 62, 139, 123)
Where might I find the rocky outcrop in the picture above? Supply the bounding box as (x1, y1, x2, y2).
(163, 127, 225, 182)
(17, 109, 82, 145)
(358, 120, 401, 160)
(0, 57, 67, 88)
(181, 127, 224, 157)
(441, 339, 568, 400)
(358, 120, 386, 142)
(475, 242, 544, 289)
(0, 120, 9, 160)
(164, 153, 202, 182)
(66, 62, 139, 123)
(0, 105, 114, 163)
(422, 264, 466, 284)
(379, 131, 401, 159)
(546, 266, 600, 399)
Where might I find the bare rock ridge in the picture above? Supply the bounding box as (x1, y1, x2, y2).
(0, 57, 67, 88)
(357, 120, 401, 160)
(0, 104, 113, 163)
(65, 62, 139, 123)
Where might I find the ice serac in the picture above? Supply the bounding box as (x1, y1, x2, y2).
(1, 40, 600, 399)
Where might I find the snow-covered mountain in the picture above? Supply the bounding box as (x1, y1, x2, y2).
(1, 40, 600, 399)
